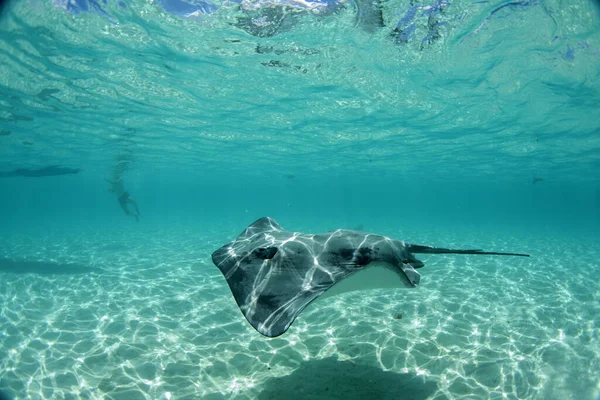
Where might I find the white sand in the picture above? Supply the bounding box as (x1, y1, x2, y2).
(0, 226, 598, 399)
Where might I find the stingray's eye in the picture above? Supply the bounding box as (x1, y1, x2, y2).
(338, 248, 354, 259)
(254, 247, 278, 260)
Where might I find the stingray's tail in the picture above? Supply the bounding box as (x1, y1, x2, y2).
(406, 244, 530, 257)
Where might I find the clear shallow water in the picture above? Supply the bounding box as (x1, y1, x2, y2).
(1, 0, 599, 399)
(0, 225, 598, 399)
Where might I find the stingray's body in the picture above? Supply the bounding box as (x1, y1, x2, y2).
(212, 217, 529, 337)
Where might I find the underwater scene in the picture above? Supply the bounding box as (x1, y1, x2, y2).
(0, 0, 599, 398)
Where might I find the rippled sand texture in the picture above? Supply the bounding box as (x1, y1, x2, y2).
(0, 227, 598, 400)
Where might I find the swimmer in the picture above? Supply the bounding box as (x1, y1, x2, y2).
(106, 175, 140, 222)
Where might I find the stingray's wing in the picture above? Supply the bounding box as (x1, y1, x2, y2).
(234, 216, 284, 241)
(212, 222, 360, 337)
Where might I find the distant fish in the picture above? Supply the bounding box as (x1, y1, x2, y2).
(532, 177, 544, 184)
(212, 217, 530, 337)
(0, 165, 83, 178)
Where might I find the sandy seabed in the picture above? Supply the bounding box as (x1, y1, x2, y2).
(0, 224, 598, 400)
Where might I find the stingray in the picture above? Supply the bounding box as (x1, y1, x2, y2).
(212, 217, 530, 337)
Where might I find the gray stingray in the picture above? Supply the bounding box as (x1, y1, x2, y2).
(212, 217, 529, 337)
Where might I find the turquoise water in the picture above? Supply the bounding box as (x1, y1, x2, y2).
(1, 0, 599, 398)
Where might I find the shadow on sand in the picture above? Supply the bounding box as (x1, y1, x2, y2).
(258, 357, 438, 400)
(0, 389, 12, 400)
(0, 258, 103, 275)
(0, 165, 82, 178)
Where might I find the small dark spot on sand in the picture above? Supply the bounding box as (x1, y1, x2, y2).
(262, 60, 289, 68)
(563, 45, 575, 61)
(37, 88, 60, 101)
(256, 45, 285, 55)
(256, 45, 271, 54)
(393, 312, 403, 320)
(8, 114, 33, 122)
